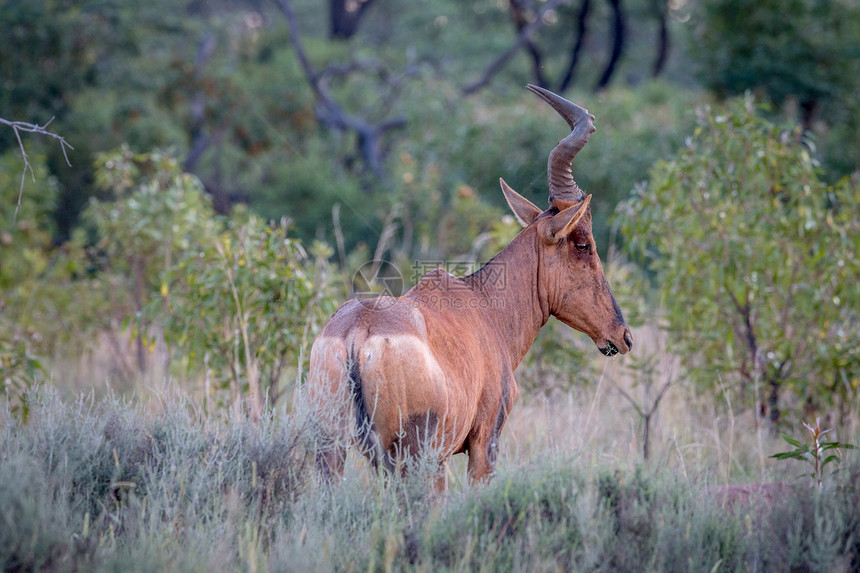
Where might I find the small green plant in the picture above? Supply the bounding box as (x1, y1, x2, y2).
(771, 418, 857, 488)
(0, 335, 44, 422)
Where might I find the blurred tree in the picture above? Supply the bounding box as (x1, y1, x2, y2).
(87, 147, 217, 372)
(508, 0, 550, 87)
(466, 0, 677, 94)
(0, 1, 99, 126)
(558, 0, 592, 91)
(0, 153, 57, 289)
(0, 151, 57, 396)
(618, 97, 860, 427)
(0, 149, 98, 403)
(689, 0, 860, 130)
(650, 0, 669, 77)
(0, 0, 197, 239)
(275, 0, 406, 177)
(1, 0, 698, 262)
(463, 0, 577, 95)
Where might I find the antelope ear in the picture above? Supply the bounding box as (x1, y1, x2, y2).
(500, 178, 542, 227)
(546, 194, 591, 240)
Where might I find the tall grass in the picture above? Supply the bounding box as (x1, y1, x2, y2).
(2, 380, 858, 572)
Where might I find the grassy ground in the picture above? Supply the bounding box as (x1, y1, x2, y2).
(2, 324, 859, 572)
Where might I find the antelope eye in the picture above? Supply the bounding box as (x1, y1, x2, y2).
(575, 242, 590, 252)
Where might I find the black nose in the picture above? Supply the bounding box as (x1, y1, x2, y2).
(601, 341, 619, 356)
(623, 330, 633, 351)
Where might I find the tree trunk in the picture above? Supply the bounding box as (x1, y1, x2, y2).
(799, 98, 818, 131)
(330, 0, 375, 40)
(643, 412, 651, 460)
(767, 379, 781, 428)
(132, 255, 146, 373)
(595, 0, 626, 90)
(651, 0, 669, 77)
(510, 0, 548, 87)
(559, 0, 591, 92)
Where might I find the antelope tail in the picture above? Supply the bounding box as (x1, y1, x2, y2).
(346, 343, 392, 470)
(347, 343, 371, 446)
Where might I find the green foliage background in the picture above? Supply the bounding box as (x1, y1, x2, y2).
(1, 0, 858, 424)
(2, 4, 859, 568)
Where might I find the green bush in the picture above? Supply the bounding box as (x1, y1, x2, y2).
(0, 386, 313, 571)
(618, 96, 860, 424)
(155, 215, 337, 416)
(420, 462, 584, 569)
(85, 146, 218, 372)
(0, 151, 56, 416)
(0, 151, 57, 288)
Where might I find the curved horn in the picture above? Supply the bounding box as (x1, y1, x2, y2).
(526, 84, 595, 205)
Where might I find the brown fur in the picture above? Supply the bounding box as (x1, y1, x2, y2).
(306, 88, 631, 489)
(305, 184, 632, 489)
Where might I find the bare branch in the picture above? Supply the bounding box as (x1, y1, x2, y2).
(273, 0, 406, 176)
(614, 376, 673, 419)
(274, 0, 324, 102)
(649, 377, 674, 414)
(463, 0, 572, 96)
(1, 116, 74, 221)
(615, 360, 674, 460)
(319, 59, 386, 81)
(615, 384, 645, 417)
(0, 117, 73, 161)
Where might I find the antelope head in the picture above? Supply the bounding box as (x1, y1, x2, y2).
(501, 84, 632, 356)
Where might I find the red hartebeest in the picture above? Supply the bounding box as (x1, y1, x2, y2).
(305, 85, 632, 488)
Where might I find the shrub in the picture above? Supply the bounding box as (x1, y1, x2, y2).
(617, 96, 860, 425)
(3, 385, 860, 571)
(155, 215, 337, 417)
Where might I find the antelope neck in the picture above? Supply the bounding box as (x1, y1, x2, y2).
(464, 225, 549, 370)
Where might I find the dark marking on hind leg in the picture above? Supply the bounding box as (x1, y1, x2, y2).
(488, 373, 514, 468)
(487, 405, 506, 468)
(389, 411, 439, 473)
